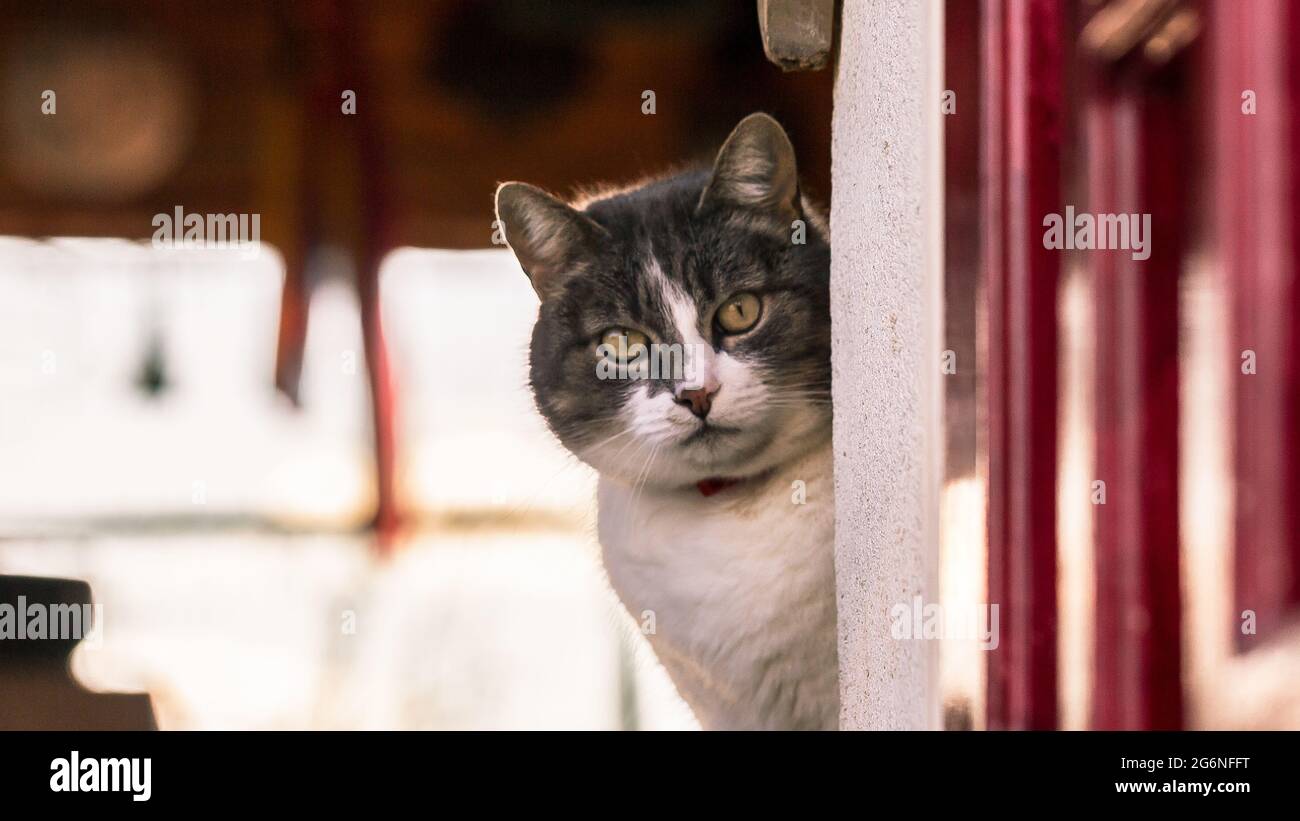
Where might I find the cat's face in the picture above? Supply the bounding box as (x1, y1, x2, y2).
(496, 113, 830, 490)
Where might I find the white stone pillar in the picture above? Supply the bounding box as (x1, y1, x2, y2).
(830, 0, 944, 729)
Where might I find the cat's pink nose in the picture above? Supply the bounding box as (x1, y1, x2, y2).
(675, 386, 717, 419)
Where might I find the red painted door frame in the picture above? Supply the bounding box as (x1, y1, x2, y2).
(1084, 55, 1186, 731)
(983, 0, 1064, 731)
(1212, 0, 1300, 650)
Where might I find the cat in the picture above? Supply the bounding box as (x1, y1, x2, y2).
(494, 113, 837, 730)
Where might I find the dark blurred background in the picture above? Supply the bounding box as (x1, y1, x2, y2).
(0, 0, 831, 245)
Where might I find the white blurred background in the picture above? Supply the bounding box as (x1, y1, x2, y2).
(0, 241, 696, 729)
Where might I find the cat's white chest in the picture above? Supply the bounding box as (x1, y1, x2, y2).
(597, 442, 838, 730)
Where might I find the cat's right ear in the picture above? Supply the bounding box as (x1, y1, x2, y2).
(495, 182, 606, 301)
(698, 113, 801, 222)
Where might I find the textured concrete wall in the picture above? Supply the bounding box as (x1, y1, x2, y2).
(830, 0, 944, 729)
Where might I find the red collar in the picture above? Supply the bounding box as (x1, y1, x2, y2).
(696, 477, 743, 497)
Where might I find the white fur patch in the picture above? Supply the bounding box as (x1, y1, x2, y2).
(626, 259, 767, 442)
(598, 440, 837, 729)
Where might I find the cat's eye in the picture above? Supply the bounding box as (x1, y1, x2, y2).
(715, 292, 762, 334)
(598, 328, 650, 356)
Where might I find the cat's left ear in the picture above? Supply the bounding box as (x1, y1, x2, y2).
(495, 182, 607, 301)
(698, 112, 801, 221)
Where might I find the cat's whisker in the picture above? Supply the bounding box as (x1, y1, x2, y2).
(619, 440, 661, 546)
(770, 382, 832, 390)
(614, 435, 655, 483)
(640, 445, 661, 500)
(630, 444, 661, 521)
(600, 420, 681, 461)
(606, 424, 659, 468)
(581, 425, 638, 454)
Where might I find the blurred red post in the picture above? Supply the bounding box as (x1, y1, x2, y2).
(274, 0, 402, 549)
(1213, 0, 1300, 646)
(340, 0, 402, 548)
(1085, 60, 1186, 730)
(983, 0, 1063, 730)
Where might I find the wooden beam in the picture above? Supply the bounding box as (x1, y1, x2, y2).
(757, 0, 835, 71)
